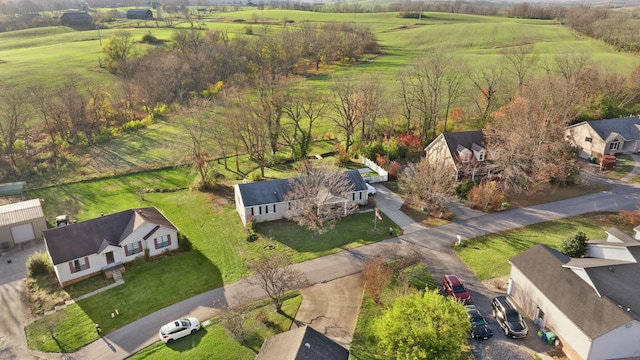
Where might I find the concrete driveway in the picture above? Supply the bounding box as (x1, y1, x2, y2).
(0, 240, 59, 360)
(292, 274, 364, 349)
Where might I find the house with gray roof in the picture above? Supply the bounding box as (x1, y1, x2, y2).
(256, 325, 349, 360)
(423, 130, 488, 180)
(508, 226, 640, 360)
(44, 207, 178, 287)
(234, 170, 368, 226)
(565, 116, 640, 160)
(0, 199, 47, 248)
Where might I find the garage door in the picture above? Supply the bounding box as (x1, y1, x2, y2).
(10, 223, 35, 244)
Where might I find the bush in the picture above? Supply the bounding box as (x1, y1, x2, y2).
(387, 161, 401, 179)
(468, 181, 505, 212)
(27, 251, 53, 276)
(246, 232, 258, 242)
(619, 211, 640, 227)
(248, 170, 262, 182)
(456, 178, 477, 200)
(141, 32, 159, 44)
(560, 232, 589, 258)
(178, 232, 193, 251)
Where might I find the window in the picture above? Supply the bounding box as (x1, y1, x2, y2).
(272, 204, 276, 213)
(125, 241, 142, 256)
(585, 137, 592, 143)
(69, 257, 89, 273)
(536, 307, 545, 320)
(477, 152, 485, 161)
(609, 139, 620, 151)
(155, 234, 171, 249)
(250, 208, 254, 216)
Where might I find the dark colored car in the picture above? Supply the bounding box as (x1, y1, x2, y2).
(491, 296, 528, 338)
(442, 274, 471, 304)
(466, 305, 493, 340)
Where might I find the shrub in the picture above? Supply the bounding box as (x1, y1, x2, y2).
(619, 211, 640, 227)
(246, 232, 259, 242)
(387, 161, 401, 179)
(144, 247, 150, 260)
(468, 181, 505, 212)
(141, 32, 159, 44)
(560, 232, 589, 258)
(27, 251, 53, 276)
(456, 178, 476, 200)
(178, 232, 193, 251)
(248, 170, 262, 182)
(334, 143, 351, 165)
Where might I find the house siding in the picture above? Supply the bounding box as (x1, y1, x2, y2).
(425, 135, 457, 172)
(565, 123, 607, 159)
(51, 224, 178, 287)
(510, 266, 593, 360)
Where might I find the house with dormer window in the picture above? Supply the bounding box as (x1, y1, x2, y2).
(43, 207, 178, 287)
(565, 117, 640, 160)
(424, 130, 488, 180)
(508, 226, 640, 360)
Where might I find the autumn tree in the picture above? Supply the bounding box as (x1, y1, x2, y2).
(374, 289, 470, 360)
(248, 253, 308, 312)
(398, 158, 457, 210)
(484, 94, 577, 193)
(284, 165, 358, 235)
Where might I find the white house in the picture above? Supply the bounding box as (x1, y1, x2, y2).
(234, 170, 369, 227)
(0, 199, 47, 248)
(44, 207, 178, 287)
(424, 130, 488, 180)
(565, 116, 640, 160)
(508, 226, 640, 360)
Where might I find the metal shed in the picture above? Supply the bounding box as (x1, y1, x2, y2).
(0, 199, 47, 248)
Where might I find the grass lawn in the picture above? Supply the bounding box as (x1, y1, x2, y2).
(27, 251, 222, 352)
(25, 165, 399, 352)
(453, 213, 629, 280)
(128, 295, 303, 360)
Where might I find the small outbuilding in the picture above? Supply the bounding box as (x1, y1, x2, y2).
(127, 9, 153, 20)
(0, 199, 47, 248)
(60, 12, 93, 26)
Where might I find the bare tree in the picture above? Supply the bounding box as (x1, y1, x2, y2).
(330, 76, 362, 153)
(281, 89, 328, 161)
(398, 158, 457, 210)
(468, 66, 504, 125)
(218, 306, 249, 343)
(284, 165, 358, 235)
(248, 253, 308, 312)
(501, 44, 538, 89)
(0, 87, 29, 168)
(358, 77, 385, 141)
(234, 94, 271, 178)
(403, 48, 466, 142)
(174, 97, 216, 189)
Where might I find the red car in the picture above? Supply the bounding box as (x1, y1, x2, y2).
(442, 274, 471, 304)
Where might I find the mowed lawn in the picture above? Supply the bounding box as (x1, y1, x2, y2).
(25, 163, 398, 352)
(454, 213, 626, 280)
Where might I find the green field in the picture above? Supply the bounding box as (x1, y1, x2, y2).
(2, 10, 639, 91)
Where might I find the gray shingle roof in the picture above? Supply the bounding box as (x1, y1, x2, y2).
(442, 131, 485, 158)
(237, 170, 367, 207)
(44, 207, 176, 265)
(256, 325, 349, 360)
(510, 245, 632, 339)
(578, 117, 640, 141)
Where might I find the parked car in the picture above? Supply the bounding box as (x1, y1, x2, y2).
(491, 296, 528, 338)
(466, 305, 493, 340)
(366, 183, 376, 195)
(442, 274, 471, 304)
(158, 317, 201, 343)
